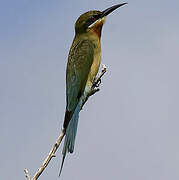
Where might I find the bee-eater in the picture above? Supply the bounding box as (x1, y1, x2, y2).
(60, 3, 127, 175)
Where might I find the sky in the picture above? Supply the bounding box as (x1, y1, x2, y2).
(1, 0, 179, 180)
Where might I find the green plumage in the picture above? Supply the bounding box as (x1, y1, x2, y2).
(60, 3, 127, 176)
(60, 10, 103, 177)
(64, 39, 95, 128)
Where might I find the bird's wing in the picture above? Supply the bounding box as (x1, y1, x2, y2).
(63, 39, 94, 129)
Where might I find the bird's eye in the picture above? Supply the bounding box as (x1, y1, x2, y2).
(84, 15, 98, 29)
(90, 16, 95, 22)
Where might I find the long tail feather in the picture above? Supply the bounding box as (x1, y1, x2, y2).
(59, 151, 66, 176)
(59, 99, 82, 176)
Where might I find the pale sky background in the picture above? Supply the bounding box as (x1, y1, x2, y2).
(1, 0, 179, 180)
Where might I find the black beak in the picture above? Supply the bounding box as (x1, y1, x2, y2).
(101, 3, 127, 18)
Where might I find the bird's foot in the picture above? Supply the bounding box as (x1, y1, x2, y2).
(92, 64, 107, 88)
(81, 64, 107, 110)
(89, 88, 100, 96)
(93, 79, 101, 88)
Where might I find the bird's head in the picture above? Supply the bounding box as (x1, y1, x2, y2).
(75, 3, 127, 37)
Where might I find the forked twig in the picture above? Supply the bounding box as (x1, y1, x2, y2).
(24, 130, 65, 180)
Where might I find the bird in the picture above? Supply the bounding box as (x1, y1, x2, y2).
(59, 3, 127, 176)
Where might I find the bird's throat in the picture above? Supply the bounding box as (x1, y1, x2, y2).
(90, 22, 103, 39)
(89, 17, 105, 39)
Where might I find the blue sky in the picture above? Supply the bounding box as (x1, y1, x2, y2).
(1, 1, 179, 180)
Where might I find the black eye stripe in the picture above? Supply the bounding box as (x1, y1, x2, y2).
(93, 14, 100, 19)
(90, 14, 100, 22)
(84, 14, 101, 29)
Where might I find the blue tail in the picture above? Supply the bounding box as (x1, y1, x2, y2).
(59, 99, 82, 176)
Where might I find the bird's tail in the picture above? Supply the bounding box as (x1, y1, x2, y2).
(59, 99, 83, 176)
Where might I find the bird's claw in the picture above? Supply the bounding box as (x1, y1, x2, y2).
(93, 78, 101, 88)
(95, 79, 101, 87)
(90, 88, 100, 96)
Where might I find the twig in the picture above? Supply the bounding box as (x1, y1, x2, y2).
(24, 130, 65, 180)
(24, 64, 107, 180)
(24, 168, 31, 180)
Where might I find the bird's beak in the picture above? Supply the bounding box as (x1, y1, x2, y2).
(101, 3, 128, 18)
(88, 3, 127, 29)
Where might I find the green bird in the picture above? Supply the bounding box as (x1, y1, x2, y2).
(60, 3, 127, 175)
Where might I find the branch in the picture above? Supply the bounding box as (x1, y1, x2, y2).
(24, 64, 107, 180)
(24, 130, 65, 180)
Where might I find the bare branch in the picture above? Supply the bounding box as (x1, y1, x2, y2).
(24, 130, 65, 180)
